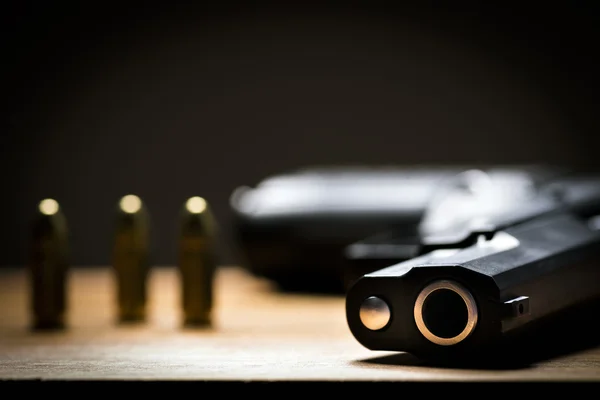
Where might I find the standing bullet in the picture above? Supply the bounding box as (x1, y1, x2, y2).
(112, 194, 150, 323)
(178, 196, 218, 327)
(28, 198, 69, 331)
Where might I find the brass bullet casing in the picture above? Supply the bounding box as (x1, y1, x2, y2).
(28, 198, 70, 331)
(112, 194, 150, 323)
(178, 196, 218, 327)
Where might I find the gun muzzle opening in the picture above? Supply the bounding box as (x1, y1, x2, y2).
(413, 280, 478, 346)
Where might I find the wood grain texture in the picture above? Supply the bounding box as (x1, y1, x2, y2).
(1, 266, 599, 382)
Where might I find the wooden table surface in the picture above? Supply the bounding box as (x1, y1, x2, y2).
(1, 265, 600, 386)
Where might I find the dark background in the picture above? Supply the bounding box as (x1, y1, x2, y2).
(2, 3, 599, 267)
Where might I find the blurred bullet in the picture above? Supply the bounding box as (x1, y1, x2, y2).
(28, 198, 69, 330)
(178, 196, 218, 327)
(112, 194, 150, 323)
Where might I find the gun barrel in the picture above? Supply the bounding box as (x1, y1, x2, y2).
(413, 279, 478, 346)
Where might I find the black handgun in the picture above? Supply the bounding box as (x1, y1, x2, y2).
(345, 169, 600, 363)
(230, 165, 562, 292)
